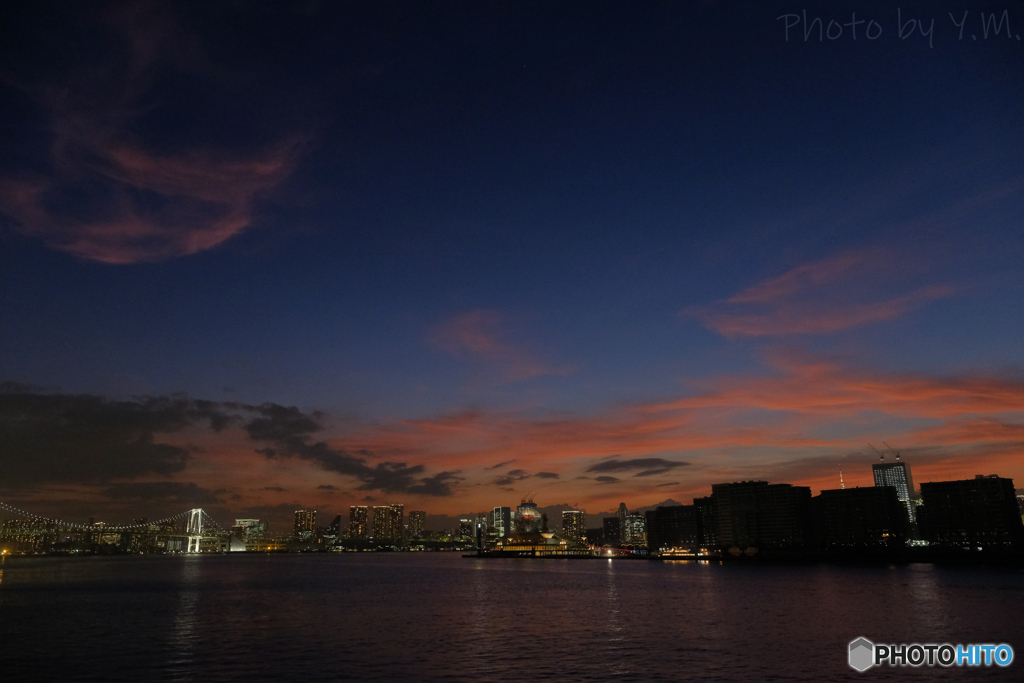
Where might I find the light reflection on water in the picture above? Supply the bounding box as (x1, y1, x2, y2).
(0, 554, 1021, 682)
(169, 557, 201, 679)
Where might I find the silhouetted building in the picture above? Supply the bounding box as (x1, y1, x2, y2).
(586, 527, 604, 546)
(617, 503, 628, 539)
(474, 513, 489, 549)
(813, 487, 906, 550)
(408, 510, 426, 539)
(293, 509, 316, 540)
(920, 475, 1024, 548)
(646, 505, 702, 552)
(694, 496, 718, 547)
(492, 507, 512, 538)
(603, 516, 621, 545)
(873, 458, 915, 523)
(711, 481, 812, 551)
(348, 506, 368, 539)
(562, 510, 586, 543)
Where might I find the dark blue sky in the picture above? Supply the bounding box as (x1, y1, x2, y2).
(1, 1, 1022, 524)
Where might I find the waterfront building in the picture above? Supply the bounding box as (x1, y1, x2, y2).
(389, 504, 405, 540)
(603, 516, 621, 545)
(293, 509, 316, 540)
(474, 514, 489, 549)
(516, 497, 543, 533)
(872, 457, 915, 523)
(408, 510, 426, 539)
(625, 512, 646, 544)
(348, 506, 368, 539)
(617, 502, 628, 540)
(458, 519, 473, 540)
(492, 506, 512, 538)
(812, 487, 906, 549)
(694, 496, 718, 547)
(324, 514, 342, 540)
(232, 519, 268, 539)
(562, 510, 586, 543)
(920, 475, 1024, 548)
(372, 506, 391, 539)
(586, 527, 604, 545)
(645, 505, 702, 552)
(710, 481, 812, 551)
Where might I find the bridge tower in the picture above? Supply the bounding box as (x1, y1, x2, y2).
(186, 508, 204, 553)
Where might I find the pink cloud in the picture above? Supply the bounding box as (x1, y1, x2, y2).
(428, 310, 575, 381)
(314, 355, 1024, 511)
(688, 250, 955, 337)
(0, 5, 305, 264)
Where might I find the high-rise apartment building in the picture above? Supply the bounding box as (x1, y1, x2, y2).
(645, 505, 702, 551)
(408, 510, 426, 539)
(711, 481, 812, 550)
(390, 504, 404, 540)
(920, 475, 1024, 548)
(293, 509, 316, 539)
(348, 506, 368, 539)
(872, 458, 915, 523)
(562, 510, 586, 543)
(372, 506, 391, 539)
(617, 503, 628, 540)
(813, 486, 907, 549)
(371, 504, 404, 541)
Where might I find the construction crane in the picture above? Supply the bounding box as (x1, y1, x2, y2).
(883, 442, 901, 461)
(867, 443, 885, 461)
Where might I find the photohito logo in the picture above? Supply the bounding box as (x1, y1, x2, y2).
(849, 637, 1014, 671)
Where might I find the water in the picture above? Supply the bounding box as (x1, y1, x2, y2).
(0, 554, 1021, 681)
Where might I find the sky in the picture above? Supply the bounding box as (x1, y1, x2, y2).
(1, 1, 1023, 531)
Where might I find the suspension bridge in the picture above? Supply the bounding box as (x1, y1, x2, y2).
(0, 502, 235, 554)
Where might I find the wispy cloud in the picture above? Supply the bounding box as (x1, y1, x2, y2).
(0, 4, 304, 263)
(687, 250, 955, 337)
(428, 310, 574, 381)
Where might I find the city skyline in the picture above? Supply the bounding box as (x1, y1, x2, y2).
(2, 3, 1023, 531)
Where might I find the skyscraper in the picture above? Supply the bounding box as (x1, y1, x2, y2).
(625, 511, 646, 544)
(617, 502, 628, 541)
(492, 506, 512, 538)
(372, 506, 391, 539)
(293, 509, 316, 539)
(389, 504, 404, 540)
(408, 510, 426, 539)
(872, 457, 915, 523)
(562, 510, 586, 543)
(348, 506, 368, 539)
